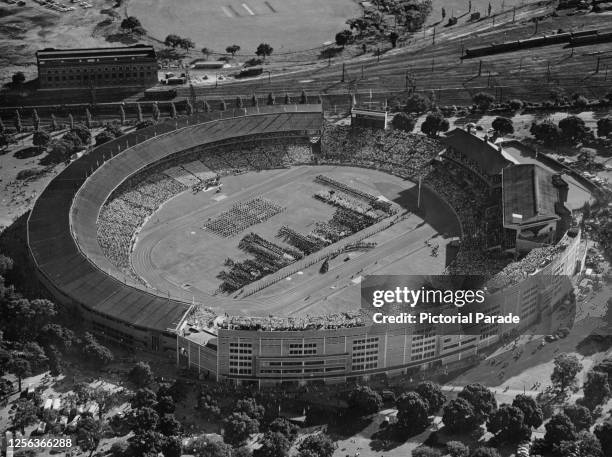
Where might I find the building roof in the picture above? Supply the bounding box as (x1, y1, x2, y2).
(444, 128, 514, 176)
(36, 45, 156, 62)
(502, 164, 563, 226)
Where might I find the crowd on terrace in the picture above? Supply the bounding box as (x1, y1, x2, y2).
(217, 310, 369, 331)
(97, 137, 311, 279)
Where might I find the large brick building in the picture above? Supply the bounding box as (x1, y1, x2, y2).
(36, 45, 158, 90)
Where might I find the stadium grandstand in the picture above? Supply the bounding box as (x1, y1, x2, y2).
(29, 105, 587, 384)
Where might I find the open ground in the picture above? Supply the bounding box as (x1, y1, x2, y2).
(132, 165, 459, 317)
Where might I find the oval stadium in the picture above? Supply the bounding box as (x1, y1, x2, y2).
(28, 104, 587, 387)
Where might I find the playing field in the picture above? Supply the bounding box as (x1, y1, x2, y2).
(128, 0, 361, 54)
(132, 165, 460, 317)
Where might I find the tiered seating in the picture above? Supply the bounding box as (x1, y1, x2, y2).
(97, 173, 187, 277)
(164, 166, 200, 187)
(182, 161, 217, 182)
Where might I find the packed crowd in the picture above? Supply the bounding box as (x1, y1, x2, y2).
(321, 124, 443, 180)
(203, 197, 285, 238)
(97, 173, 187, 279)
(217, 310, 369, 331)
(314, 175, 394, 213)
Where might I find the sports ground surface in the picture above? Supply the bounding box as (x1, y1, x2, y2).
(132, 165, 460, 317)
(128, 0, 361, 53)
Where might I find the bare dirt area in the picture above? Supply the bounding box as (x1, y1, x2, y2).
(127, 0, 361, 54)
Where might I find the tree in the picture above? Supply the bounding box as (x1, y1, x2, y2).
(491, 117, 514, 136)
(170, 102, 177, 119)
(130, 430, 166, 457)
(267, 92, 275, 106)
(421, 111, 449, 137)
(0, 133, 14, 151)
(189, 437, 232, 457)
(473, 92, 496, 111)
(487, 404, 530, 443)
(120, 16, 141, 32)
(137, 103, 144, 123)
(14, 110, 22, 133)
(469, 448, 500, 457)
(544, 413, 576, 450)
(72, 124, 92, 145)
(129, 407, 159, 434)
(446, 441, 469, 457)
(412, 446, 441, 457)
(95, 131, 114, 146)
(416, 382, 446, 415)
(185, 100, 194, 116)
(12, 399, 39, 433)
(0, 377, 13, 398)
(12, 72, 26, 86)
(235, 398, 265, 421)
(110, 441, 129, 457)
(204, 101, 211, 112)
(201, 48, 211, 59)
(226, 44, 240, 56)
(68, 113, 74, 130)
(164, 34, 182, 48)
(396, 392, 430, 436)
(551, 353, 582, 395)
(582, 370, 610, 409)
(50, 113, 58, 131)
(297, 434, 334, 457)
(558, 431, 603, 457)
(558, 116, 590, 143)
(508, 99, 524, 111)
(442, 398, 478, 433)
(85, 108, 93, 129)
(335, 30, 352, 48)
(392, 112, 416, 132)
(152, 103, 160, 122)
(48, 140, 73, 163)
(119, 105, 126, 125)
(159, 414, 181, 436)
(563, 404, 592, 431)
(268, 417, 298, 442)
(389, 31, 399, 47)
(300, 90, 307, 104)
(129, 361, 154, 387)
(530, 120, 562, 144)
(254, 432, 290, 457)
(8, 358, 31, 391)
(131, 388, 158, 409)
(511, 394, 543, 428)
(157, 395, 175, 416)
(82, 333, 113, 365)
(178, 38, 195, 51)
(596, 117, 612, 138)
(284, 93, 290, 105)
(348, 386, 382, 415)
(251, 94, 258, 107)
(32, 109, 40, 131)
(404, 93, 430, 113)
(255, 43, 273, 60)
(163, 436, 182, 457)
(33, 130, 51, 152)
(594, 420, 612, 457)
(223, 412, 259, 446)
(458, 383, 497, 423)
(77, 416, 106, 457)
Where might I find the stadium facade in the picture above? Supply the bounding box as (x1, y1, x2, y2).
(28, 106, 585, 386)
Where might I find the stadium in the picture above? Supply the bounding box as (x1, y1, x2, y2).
(28, 104, 586, 386)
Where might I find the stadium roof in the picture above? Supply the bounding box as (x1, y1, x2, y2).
(444, 128, 516, 176)
(502, 164, 564, 226)
(28, 106, 323, 332)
